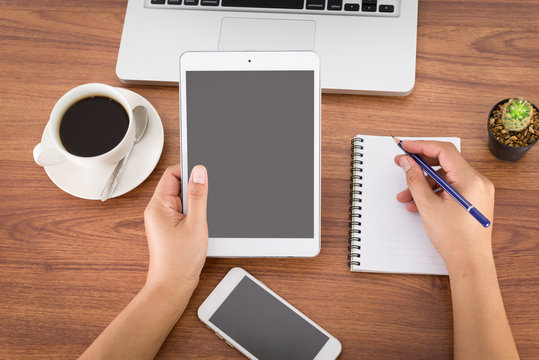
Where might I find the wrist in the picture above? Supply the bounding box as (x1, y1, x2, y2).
(446, 251, 496, 279)
(143, 276, 198, 303)
(146, 265, 201, 294)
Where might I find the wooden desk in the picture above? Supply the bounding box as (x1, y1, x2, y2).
(1, 1, 538, 358)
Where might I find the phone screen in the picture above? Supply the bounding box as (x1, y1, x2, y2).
(209, 275, 329, 360)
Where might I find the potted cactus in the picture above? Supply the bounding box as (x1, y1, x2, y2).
(488, 97, 539, 162)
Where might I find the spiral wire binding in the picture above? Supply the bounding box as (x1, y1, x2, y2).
(348, 137, 364, 268)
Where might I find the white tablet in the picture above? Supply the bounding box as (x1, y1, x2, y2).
(180, 51, 320, 257)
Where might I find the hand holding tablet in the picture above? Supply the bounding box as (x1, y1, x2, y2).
(180, 51, 321, 257)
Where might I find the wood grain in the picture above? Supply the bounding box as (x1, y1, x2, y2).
(1, 0, 538, 358)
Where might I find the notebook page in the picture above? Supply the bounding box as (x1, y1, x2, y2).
(351, 135, 460, 275)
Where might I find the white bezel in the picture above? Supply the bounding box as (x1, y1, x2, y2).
(198, 268, 342, 359)
(179, 51, 321, 257)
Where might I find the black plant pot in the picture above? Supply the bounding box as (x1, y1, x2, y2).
(487, 98, 539, 162)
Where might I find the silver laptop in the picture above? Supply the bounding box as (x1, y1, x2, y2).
(116, 0, 418, 95)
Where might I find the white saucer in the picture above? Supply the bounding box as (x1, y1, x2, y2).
(41, 88, 164, 200)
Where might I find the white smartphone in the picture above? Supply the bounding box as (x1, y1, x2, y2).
(198, 268, 342, 360)
(179, 51, 321, 257)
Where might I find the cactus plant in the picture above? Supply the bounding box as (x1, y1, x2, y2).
(488, 97, 539, 161)
(502, 98, 535, 132)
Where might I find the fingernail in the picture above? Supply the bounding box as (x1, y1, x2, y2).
(399, 157, 411, 173)
(192, 166, 206, 184)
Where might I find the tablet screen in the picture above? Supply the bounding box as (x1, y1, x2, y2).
(186, 70, 314, 238)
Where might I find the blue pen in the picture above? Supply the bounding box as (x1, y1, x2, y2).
(393, 137, 491, 228)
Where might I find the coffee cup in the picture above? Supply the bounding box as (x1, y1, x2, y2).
(33, 83, 136, 169)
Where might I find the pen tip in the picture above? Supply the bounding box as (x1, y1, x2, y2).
(392, 136, 401, 144)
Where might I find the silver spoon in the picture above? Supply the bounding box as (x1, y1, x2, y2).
(100, 106, 149, 202)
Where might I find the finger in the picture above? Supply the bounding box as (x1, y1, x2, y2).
(394, 153, 439, 167)
(186, 165, 208, 226)
(406, 202, 419, 213)
(396, 188, 413, 203)
(153, 164, 182, 198)
(397, 168, 446, 203)
(398, 187, 446, 204)
(151, 164, 183, 212)
(401, 140, 470, 174)
(399, 156, 441, 212)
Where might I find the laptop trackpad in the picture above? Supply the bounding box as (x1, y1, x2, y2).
(219, 18, 315, 51)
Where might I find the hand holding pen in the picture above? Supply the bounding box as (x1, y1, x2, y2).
(393, 141, 520, 359)
(394, 137, 491, 228)
(393, 140, 495, 272)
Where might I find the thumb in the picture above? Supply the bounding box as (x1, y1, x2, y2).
(399, 156, 439, 211)
(186, 165, 208, 225)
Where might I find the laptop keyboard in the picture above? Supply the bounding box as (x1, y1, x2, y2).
(147, 0, 400, 17)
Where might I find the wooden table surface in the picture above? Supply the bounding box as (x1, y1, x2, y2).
(1, 0, 538, 358)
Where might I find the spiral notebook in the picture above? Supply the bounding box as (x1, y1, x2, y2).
(349, 135, 461, 276)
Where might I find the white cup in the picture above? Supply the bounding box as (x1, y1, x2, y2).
(33, 83, 136, 169)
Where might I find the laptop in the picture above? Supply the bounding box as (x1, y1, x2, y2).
(116, 0, 418, 95)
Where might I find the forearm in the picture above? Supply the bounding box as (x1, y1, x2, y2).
(80, 281, 196, 360)
(448, 254, 519, 360)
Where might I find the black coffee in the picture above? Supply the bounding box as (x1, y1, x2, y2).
(59, 96, 129, 157)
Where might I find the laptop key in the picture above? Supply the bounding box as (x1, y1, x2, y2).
(222, 0, 304, 9)
(201, 0, 219, 5)
(379, 4, 394, 12)
(362, 0, 376, 4)
(151, 0, 166, 4)
(327, 0, 342, 10)
(306, 0, 325, 10)
(167, 0, 182, 4)
(361, 4, 376, 11)
(184, 0, 198, 4)
(344, 3, 359, 11)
